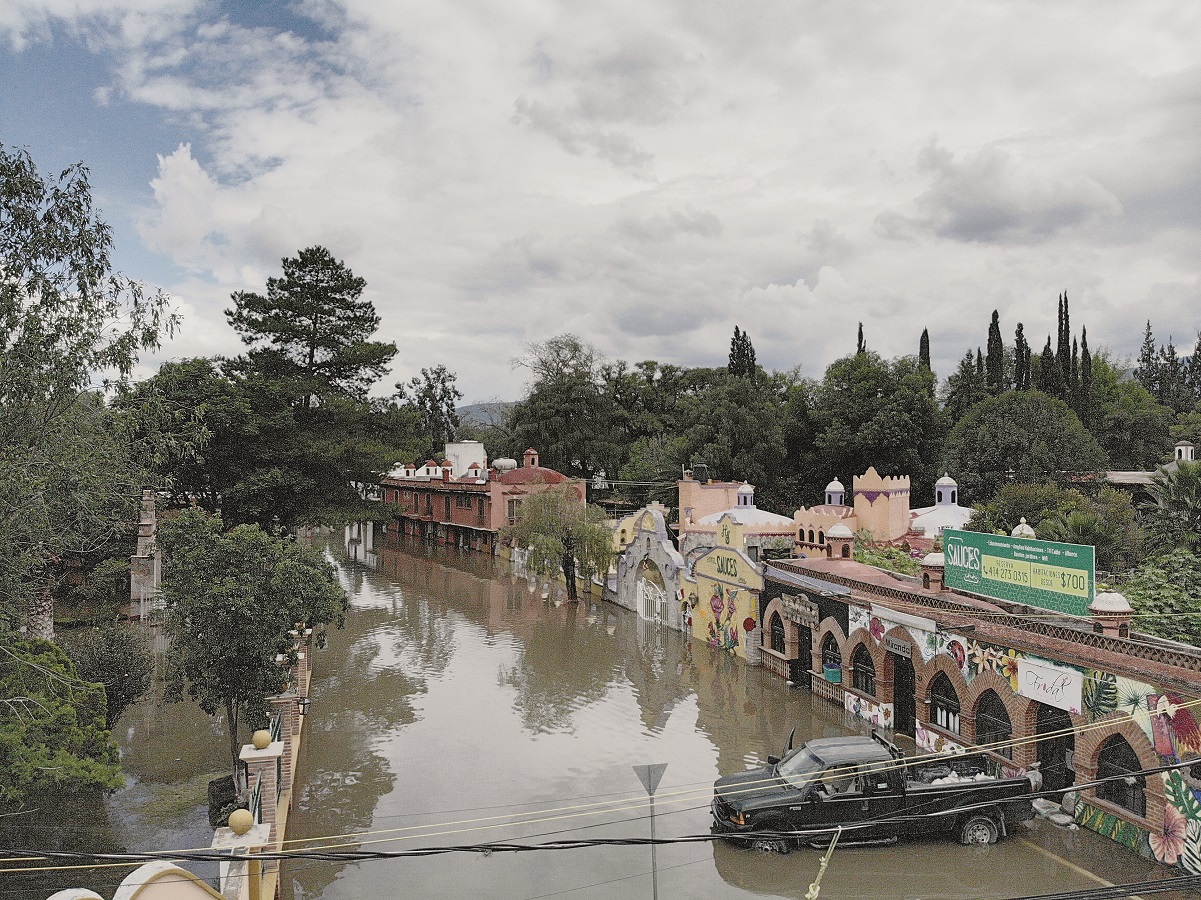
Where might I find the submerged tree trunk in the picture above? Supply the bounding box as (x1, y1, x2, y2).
(562, 549, 578, 603)
(225, 697, 242, 787)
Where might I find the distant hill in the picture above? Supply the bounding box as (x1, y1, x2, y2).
(458, 401, 514, 427)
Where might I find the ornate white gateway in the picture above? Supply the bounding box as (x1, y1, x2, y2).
(613, 506, 686, 632)
(637, 576, 670, 623)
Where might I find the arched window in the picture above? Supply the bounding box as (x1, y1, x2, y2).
(930, 673, 961, 734)
(1097, 735, 1146, 816)
(851, 645, 876, 696)
(937, 489, 944, 503)
(818, 531, 825, 545)
(975, 690, 1012, 759)
(821, 634, 841, 669)
(951, 490, 957, 504)
(922, 573, 931, 589)
(841, 544, 850, 558)
(808, 529, 815, 544)
(770, 612, 786, 654)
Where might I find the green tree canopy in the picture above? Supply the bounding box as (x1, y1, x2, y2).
(1141, 459, 1201, 554)
(68, 623, 153, 730)
(159, 509, 348, 774)
(1121, 550, 1201, 647)
(941, 390, 1105, 502)
(501, 485, 612, 604)
(226, 246, 396, 406)
(399, 364, 463, 458)
(0, 639, 121, 804)
(0, 144, 173, 635)
(814, 352, 946, 504)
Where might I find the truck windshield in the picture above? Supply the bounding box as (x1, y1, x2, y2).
(776, 747, 824, 789)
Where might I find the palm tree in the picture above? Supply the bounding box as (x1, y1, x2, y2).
(1142, 460, 1201, 553)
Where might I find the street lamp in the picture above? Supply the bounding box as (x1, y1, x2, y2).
(296, 696, 311, 716)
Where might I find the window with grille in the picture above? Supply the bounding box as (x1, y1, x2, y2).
(851, 645, 876, 696)
(975, 690, 1012, 759)
(929, 672, 961, 734)
(1097, 735, 1146, 816)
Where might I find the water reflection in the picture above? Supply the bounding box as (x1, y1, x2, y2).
(278, 529, 1176, 900)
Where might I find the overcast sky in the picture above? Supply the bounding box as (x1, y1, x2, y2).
(3, 1, 1199, 403)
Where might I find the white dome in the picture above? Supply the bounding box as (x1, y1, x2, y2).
(825, 478, 845, 492)
(1011, 517, 1036, 538)
(922, 552, 945, 567)
(827, 523, 854, 538)
(1090, 591, 1133, 615)
(935, 473, 958, 486)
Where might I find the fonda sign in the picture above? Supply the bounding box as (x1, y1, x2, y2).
(1016, 657, 1083, 715)
(942, 529, 1094, 616)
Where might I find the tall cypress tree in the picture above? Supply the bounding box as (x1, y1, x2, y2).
(1188, 331, 1201, 402)
(1014, 323, 1031, 391)
(1055, 291, 1071, 398)
(1079, 326, 1093, 427)
(1135, 320, 1159, 398)
(856, 322, 866, 355)
(728, 326, 757, 378)
(975, 347, 984, 380)
(919, 328, 931, 372)
(985, 309, 1004, 395)
(1036, 336, 1062, 397)
(1071, 336, 1080, 404)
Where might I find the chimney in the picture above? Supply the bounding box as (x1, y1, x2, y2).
(921, 552, 946, 591)
(523, 448, 539, 468)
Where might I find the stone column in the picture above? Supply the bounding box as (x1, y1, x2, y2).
(240, 740, 284, 847)
(267, 694, 298, 796)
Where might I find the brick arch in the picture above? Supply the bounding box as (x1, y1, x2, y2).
(1074, 712, 1164, 828)
(1016, 697, 1087, 740)
(847, 627, 887, 680)
(962, 668, 1033, 732)
(920, 652, 970, 707)
(762, 598, 794, 656)
(815, 617, 847, 656)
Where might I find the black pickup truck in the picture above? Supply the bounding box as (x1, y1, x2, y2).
(712, 733, 1036, 852)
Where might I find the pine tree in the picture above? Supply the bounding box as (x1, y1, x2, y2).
(1160, 336, 1187, 411)
(1136, 320, 1159, 398)
(985, 309, 1004, 395)
(1188, 332, 1201, 401)
(1071, 336, 1080, 403)
(975, 347, 984, 380)
(919, 328, 931, 372)
(856, 322, 866, 355)
(1014, 323, 1031, 391)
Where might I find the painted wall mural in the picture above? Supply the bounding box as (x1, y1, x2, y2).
(844, 603, 1201, 872)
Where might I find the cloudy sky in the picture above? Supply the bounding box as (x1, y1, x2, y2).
(3, 1, 1199, 402)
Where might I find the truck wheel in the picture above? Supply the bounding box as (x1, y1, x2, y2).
(750, 818, 793, 854)
(959, 815, 998, 846)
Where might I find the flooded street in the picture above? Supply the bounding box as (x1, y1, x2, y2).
(5, 531, 1188, 900)
(282, 533, 1188, 900)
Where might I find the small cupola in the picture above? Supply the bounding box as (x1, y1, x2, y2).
(737, 482, 756, 508)
(934, 473, 958, 506)
(523, 448, 539, 468)
(825, 478, 845, 506)
(920, 551, 946, 591)
(1089, 591, 1133, 638)
(826, 523, 854, 560)
(1176, 441, 1195, 463)
(1011, 517, 1036, 539)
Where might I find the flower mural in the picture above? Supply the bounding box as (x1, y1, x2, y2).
(704, 583, 740, 653)
(1151, 804, 1190, 865)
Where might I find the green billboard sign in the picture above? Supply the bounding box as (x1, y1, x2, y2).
(941, 529, 1094, 616)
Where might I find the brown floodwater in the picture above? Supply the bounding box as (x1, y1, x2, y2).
(6, 530, 1193, 900)
(280, 531, 1195, 900)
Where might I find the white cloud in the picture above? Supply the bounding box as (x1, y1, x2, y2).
(8, 0, 1201, 400)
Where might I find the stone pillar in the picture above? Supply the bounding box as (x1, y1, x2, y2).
(240, 740, 285, 846)
(129, 490, 160, 619)
(211, 823, 272, 900)
(267, 695, 298, 796)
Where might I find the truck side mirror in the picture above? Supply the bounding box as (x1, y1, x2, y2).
(767, 755, 780, 766)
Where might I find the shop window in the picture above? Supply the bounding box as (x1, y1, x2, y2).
(770, 612, 786, 654)
(930, 672, 961, 734)
(851, 645, 876, 696)
(1097, 735, 1146, 817)
(821, 634, 841, 670)
(975, 690, 1012, 759)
